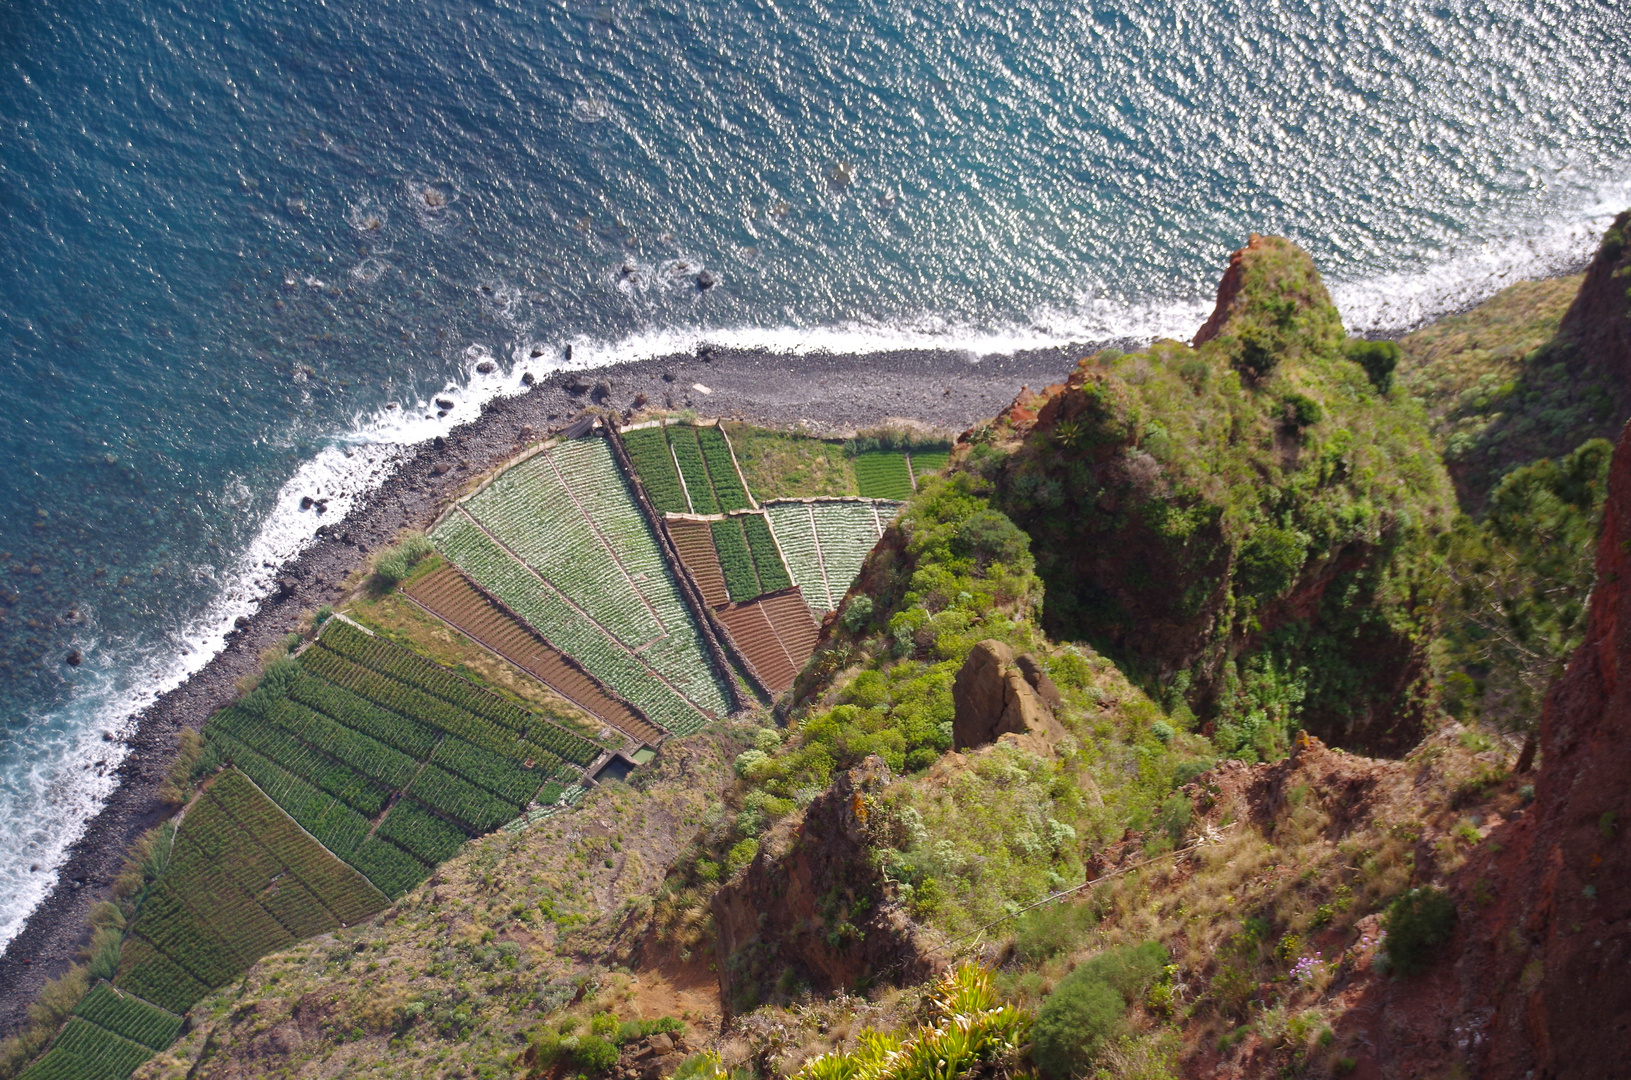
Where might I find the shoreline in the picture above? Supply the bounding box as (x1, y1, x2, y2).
(0, 341, 1099, 1032)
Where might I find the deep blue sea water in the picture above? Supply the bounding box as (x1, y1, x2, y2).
(2, 0, 1628, 945)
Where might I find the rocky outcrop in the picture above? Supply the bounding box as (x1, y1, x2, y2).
(710, 757, 941, 1016)
(1191, 232, 1265, 347)
(1446, 418, 1631, 1077)
(951, 640, 1065, 751)
(994, 237, 1451, 756)
(1555, 208, 1631, 394)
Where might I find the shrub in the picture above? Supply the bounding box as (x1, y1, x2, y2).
(372, 534, 434, 590)
(1013, 902, 1099, 962)
(841, 595, 875, 633)
(1032, 942, 1166, 1078)
(1382, 887, 1457, 976)
(1345, 339, 1399, 394)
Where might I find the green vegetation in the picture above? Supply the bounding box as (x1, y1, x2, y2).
(725, 424, 856, 500)
(1381, 887, 1457, 976)
(696, 426, 753, 510)
(623, 427, 689, 513)
(371, 534, 435, 592)
(669, 426, 721, 514)
(526, 1014, 686, 1076)
(1032, 942, 1167, 1078)
(994, 237, 1455, 757)
(852, 451, 914, 500)
(1438, 438, 1613, 738)
(711, 518, 761, 602)
(433, 434, 732, 727)
(1395, 273, 1597, 507)
(70, 985, 181, 1051)
(793, 967, 1030, 1080)
(740, 514, 793, 592)
(111, 770, 385, 1014)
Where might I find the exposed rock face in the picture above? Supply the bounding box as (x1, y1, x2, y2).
(951, 639, 1064, 750)
(1191, 232, 1265, 347)
(993, 237, 1451, 756)
(1556, 208, 1631, 394)
(1449, 418, 1631, 1077)
(710, 756, 940, 1016)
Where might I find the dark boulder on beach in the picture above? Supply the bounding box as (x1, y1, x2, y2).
(64, 649, 82, 667)
(475, 359, 497, 374)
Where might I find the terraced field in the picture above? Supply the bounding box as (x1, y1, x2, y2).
(112, 770, 387, 1015)
(715, 589, 821, 693)
(667, 519, 729, 607)
(907, 449, 950, 482)
(200, 618, 607, 900)
(431, 432, 730, 733)
(764, 499, 901, 616)
(852, 450, 915, 500)
(14, 983, 183, 1080)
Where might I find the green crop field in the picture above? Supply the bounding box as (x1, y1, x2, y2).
(739, 513, 793, 592)
(695, 426, 752, 510)
(623, 427, 689, 513)
(71, 984, 183, 1051)
(113, 770, 386, 1014)
(852, 451, 914, 500)
(668, 425, 718, 513)
(907, 450, 950, 484)
(764, 500, 899, 615)
(711, 517, 760, 601)
(18, 1018, 154, 1080)
(430, 433, 732, 732)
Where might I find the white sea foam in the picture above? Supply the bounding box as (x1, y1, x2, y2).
(2, 189, 1624, 950)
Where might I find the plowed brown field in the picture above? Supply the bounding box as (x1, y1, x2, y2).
(405, 565, 664, 746)
(715, 587, 820, 694)
(667, 518, 729, 608)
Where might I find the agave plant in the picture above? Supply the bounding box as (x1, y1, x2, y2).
(795, 965, 1033, 1080)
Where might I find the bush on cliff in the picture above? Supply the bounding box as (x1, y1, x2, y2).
(1031, 941, 1168, 1077)
(992, 236, 1455, 758)
(1438, 437, 1613, 741)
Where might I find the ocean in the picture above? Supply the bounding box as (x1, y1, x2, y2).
(0, 0, 1628, 948)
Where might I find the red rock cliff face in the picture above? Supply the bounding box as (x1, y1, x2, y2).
(1449, 419, 1631, 1076)
(709, 757, 940, 1017)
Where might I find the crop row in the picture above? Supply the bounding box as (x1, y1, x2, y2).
(464, 454, 665, 647)
(72, 983, 182, 1051)
(127, 884, 242, 988)
(695, 426, 752, 510)
(711, 518, 760, 602)
(811, 502, 889, 589)
(408, 764, 521, 832)
(286, 670, 440, 758)
(907, 450, 950, 479)
(552, 439, 732, 713)
(207, 705, 390, 817)
(112, 938, 207, 1015)
(764, 503, 834, 612)
(623, 428, 688, 513)
(348, 837, 431, 900)
(35, 1018, 153, 1080)
(300, 647, 551, 770)
(852, 451, 914, 500)
(319, 619, 601, 763)
(667, 426, 719, 514)
(203, 769, 385, 925)
(740, 514, 793, 592)
(376, 799, 470, 865)
(431, 736, 548, 805)
(432, 514, 707, 732)
(204, 733, 372, 859)
(259, 695, 419, 790)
